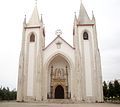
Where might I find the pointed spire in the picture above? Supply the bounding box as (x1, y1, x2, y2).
(74, 12, 78, 26)
(41, 14, 43, 24)
(92, 11, 96, 23)
(27, 5, 40, 26)
(78, 2, 91, 24)
(80, 0, 82, 4)
(23, 14, 26, 24)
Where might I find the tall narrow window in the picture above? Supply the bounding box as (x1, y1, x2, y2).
(83, 32, 89, 40)
(30, 33, 35, 42)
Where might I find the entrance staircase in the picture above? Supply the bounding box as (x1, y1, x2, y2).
(47, 99, 75, 104)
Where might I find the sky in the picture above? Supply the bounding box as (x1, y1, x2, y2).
(0, 0, 120, 90)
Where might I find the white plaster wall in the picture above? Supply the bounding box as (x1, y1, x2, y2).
(78, 26, 94, 50)
(43, 36, 75, 100)
(43, 37, 75, 65)
(84, 41, 93, 96)
(24, 28, 39, 97)
(27, 43, 35, 96)
(78, 26, 94, 97)
(25, 28, 40, 54)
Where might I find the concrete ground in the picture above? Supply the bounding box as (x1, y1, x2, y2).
(0, 102, 120, 107)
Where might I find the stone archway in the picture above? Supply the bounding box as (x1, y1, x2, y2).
(55, 85, 64, 99)
(47, 54, 71, 99)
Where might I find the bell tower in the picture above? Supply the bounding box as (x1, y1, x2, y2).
(73, 2, 103, 102)
(17, 5, 45, 101)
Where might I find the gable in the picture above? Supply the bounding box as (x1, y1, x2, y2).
(43, 36, 75, 66)
(44, 36, 74, 50)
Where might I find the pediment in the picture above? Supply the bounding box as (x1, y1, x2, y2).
(44, 36, 74, 51)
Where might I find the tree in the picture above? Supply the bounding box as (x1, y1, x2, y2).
(0, 86, 17, 101)
(0, 87, 3, 100)
(103, 81, 108, 98)
(114, 80, 120, 97)
(10, 89, 17, 100)
(108, 82, 114, 98)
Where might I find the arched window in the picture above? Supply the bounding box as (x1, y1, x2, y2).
(83, 32, 89, 40)
(30, 33, 35, 42)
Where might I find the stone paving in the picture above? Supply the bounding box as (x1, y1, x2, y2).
(0, 102, 120, 107)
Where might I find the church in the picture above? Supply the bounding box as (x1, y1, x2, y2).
(17, 2, 103, 103)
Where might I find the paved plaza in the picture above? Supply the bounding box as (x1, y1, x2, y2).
(0, 102, 120, 107)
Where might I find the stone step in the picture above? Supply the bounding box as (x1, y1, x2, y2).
(47, 99, 74, 104)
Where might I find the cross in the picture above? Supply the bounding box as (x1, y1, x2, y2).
(55, 29, 62, 36)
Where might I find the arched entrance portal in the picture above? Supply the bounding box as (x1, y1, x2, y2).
(47, 54, 71, 99)
(55, 85, 64, 99)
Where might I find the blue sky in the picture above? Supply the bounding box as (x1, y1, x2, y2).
(0, 0, 120, 89)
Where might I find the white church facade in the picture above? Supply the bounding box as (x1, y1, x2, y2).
(17, 2, 103, 103)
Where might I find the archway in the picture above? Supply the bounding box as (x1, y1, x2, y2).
(47, 54, 71, 99)
(55, 85, 64, 99)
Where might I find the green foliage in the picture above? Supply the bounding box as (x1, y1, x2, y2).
(108, 82, 114, 98)
(103, 80, 120, 102)
(114, 80, 120, 97)
(103, 81, 108, 97)
(0, 86, 17, 101)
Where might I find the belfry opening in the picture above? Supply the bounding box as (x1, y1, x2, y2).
(47, 54, 71, 99)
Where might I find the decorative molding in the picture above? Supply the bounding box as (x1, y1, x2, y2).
(25, 26, 41, 29)
(56, 40, 62, 49)
(77, 24, 94, 26)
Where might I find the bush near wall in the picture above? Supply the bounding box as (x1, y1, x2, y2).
(0, 87, 16, 101)
(103, 80, 120, 103)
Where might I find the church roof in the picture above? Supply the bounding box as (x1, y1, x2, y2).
(44, 36, 75, 50)
(78, 2, 94, 25)
(27, 5, 41, 27)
